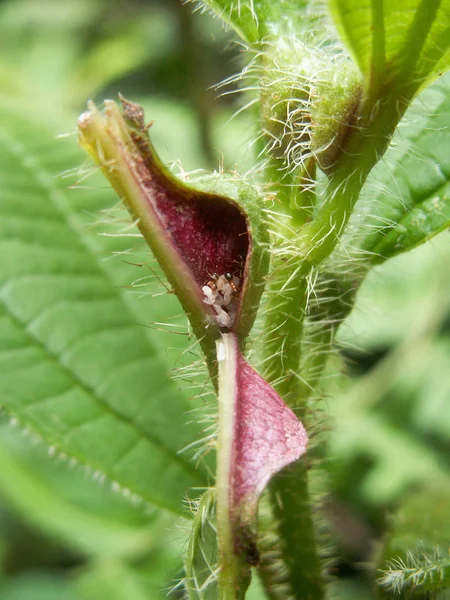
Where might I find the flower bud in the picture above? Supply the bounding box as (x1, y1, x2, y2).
(78, 97, 269, 369)
(260, 40, 361, 175)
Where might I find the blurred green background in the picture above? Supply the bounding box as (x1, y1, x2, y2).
(0, 0, 449, 598)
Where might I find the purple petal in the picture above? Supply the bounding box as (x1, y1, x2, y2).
(216, 333, 308, 564)
(232, 349, 308, 512)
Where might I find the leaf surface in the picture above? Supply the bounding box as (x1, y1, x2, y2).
(0, 101, 208, 515)
(378, 482, 450, 594)
(198, 0, 258, 43)
(197, 0, 315, 43)
(0, 574, 81, 600)
(329, 0, 450, 93)
(185, 490, 218, 599)
(0, 425, 160, 558)
(338, 75, 450, 263)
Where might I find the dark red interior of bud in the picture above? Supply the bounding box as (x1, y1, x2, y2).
(123, 100, 250, 288)
(155, 190, 249, 286)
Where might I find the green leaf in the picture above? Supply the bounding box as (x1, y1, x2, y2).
(192, 0, 259, 44)
(378, 482, 450, 595)
(338, 233, 450, 350)
(0, 100, 208, 515)
(372, 187, 450, 260)
(76, 560, 158, 600)
(339, 75, 450, 263)
(0, 573, 82, 600)
(371, 83, 450, 260)
(185, 490, 218, 599)
(195, 0, 318, 43)
(0, 425, 160, 559)
(329, 0, 450, 95)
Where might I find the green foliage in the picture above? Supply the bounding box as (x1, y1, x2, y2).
(379, 549, 450, 596)
(329, 0, 450, 96)
(75, 559, 163, 600)
(377, 483, 450, 596)
(1, 0, 450, 599)
(0, 0, 177, 110)
(0, 573, 82, 600)
(185, 491, 218, 599)
(385, 484, 450, 554)
(0, 100, 208, 514)
(0, 426, 158, 559)
(341, 74, 450, 263)
(193, 0, 260, 43)
(194, 0, 320, 42)
(331, 239, 450, 508)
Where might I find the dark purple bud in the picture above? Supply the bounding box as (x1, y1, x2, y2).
(78, 98, 269, 370)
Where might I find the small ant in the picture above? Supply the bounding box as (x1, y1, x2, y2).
(206, 273, 240, 301)
(202, 272, 241, 328)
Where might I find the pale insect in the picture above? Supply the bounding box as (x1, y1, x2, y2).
(202, 272, 241, 328)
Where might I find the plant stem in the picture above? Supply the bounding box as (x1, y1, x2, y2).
(259, 246, 323, 598)
(256, 48, 414, 600)
(296, 91, 411, 266)
(256, 86, 404, 600)
(269, 463, 324, 599)
(216, 337, 241, 600)
(295, 323, 334, 403)
(216, 336, 250, 600)
(261, 259, 309, 402)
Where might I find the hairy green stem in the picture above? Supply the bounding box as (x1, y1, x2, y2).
(297, 90, 412, 266)
(257, 82, 410, 600)
(261, 262, 308, 403)
(254, 28, 419, 597)
(263, 160, 296, 216)
(259, 249, 323, 599)
(269, 463, 324, 599)
(260, 91, 405, 394)
(216, 337, 247, 600)
(295, 324, 334, 403)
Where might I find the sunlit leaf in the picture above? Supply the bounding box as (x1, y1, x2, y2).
(0, 426, 160, 558)
(76, 560, 156, 600)
(185, 490, 218, 599)
(0, 100, 208, 515)
(339, 75, 450, 263)
(378, 482, 450, 594)
(329, 0, 450, 95)
(195, 0, 317, 43)
(0, 573, 81, 600)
